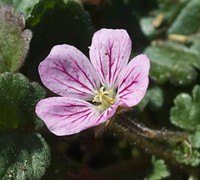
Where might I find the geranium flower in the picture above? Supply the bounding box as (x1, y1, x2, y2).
(36, 29, 150, 136)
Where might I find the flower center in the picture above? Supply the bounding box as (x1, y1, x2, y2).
(92, 87, 115, 111)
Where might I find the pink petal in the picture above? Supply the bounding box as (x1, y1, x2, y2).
(95, 102, 119, 124)
(117, 54, 150, 107)
(36, 97, 119, 136)
(89, 29, 132, 89)
(39, 45, 100, 100)
(36, 97, 99, 136)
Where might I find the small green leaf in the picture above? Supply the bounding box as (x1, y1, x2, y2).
(168, 0, 200, 35)
(143, 0, 200, 86)
(140, 0, 188, 40)
(170, 85, 200, 131)
(148, 87, 164, 110)
(0, 6, 32, 73)
(27, 0, 88, 27)
(0, 73, 45, 130)
(171, 86, 200, 166)
(22, 0, 95, 81)
(174, 148, 200, 167)
(0, 0, 38, 18)
(136, 87, 164, 112)
(189, 126, 200, 148)
(147, 157, 170, 180)
(157, 0, 188, 25)
(140, 17, 157, 39)
(145, 40, 200, 86)
(0, 132, 50, 180)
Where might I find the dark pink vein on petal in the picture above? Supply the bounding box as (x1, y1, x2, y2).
(98, 47, 105, 84)
(54, 60, 93, 92)
(51, 104, 88, 109)
(107, 40, 114, 84)
(96, 105, 114, 123)
(67, 111, 97, 130)
(49, 111, 87, 119)
(119, 67, 135, 87)
(119, 90, 134, 98)
(69, 56, 98, 89)
(119, 73, 139, 98)
(49, 111, 94, 131)
(52, 77, 88, 96)
(50, 109, 92, 121)
(112, 45, 121, 85)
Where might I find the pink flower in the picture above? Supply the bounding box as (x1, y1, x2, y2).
(35, 29, 150, 136)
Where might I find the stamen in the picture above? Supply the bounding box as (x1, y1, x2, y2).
(92, 87, 116, 111)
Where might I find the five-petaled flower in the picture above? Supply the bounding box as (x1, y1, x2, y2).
(35, 28, 150, 136)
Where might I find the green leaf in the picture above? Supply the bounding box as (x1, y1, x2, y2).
(0, 0, 38, 18)
(170, 86, 200, 166)
(136, 87, 164, 112)
(148, 87, 164, 110)
(0, 73, 45, 130)
(168, 0, 200, 35)
(27, 0, 87, 27)
(143, 0, 200, 86)
(170, 85, 200, 131)
(140, 0, 187, 39)
(147, 157, 170, 180)
(26, 0, 59, 26)
(140, 17, 157, 39)
(189, 126, 200, 148)
(0, 6, 32, 73)
(144, 39, 200, 86)
(22, 0, 95, 81)
(157, 0, 188, 25)
(0, 132, 50, 180)
(174, 148, 200, 167)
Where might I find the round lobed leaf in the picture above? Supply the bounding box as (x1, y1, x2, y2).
(0, 5, 32, 73)
(148, 158, 170, 180)
(0, 132, 50, 180)
(145, 41, 200, 86)
(168, 0, 200, 35)
(170, 86, 200, 131)
(0, 73, 45, 131)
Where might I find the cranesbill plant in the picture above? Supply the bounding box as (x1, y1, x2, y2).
(35, 28, 150, 136)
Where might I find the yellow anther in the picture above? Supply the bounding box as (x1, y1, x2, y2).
(92, 87, 115, 111)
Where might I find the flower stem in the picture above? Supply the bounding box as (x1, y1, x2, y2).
(118, 113, 188, 142)
(108, 114, 200, 176)
(110, 116, 179, 164)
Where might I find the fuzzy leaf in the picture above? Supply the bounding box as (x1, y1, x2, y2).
(0, 0, 38, 18)
(189, 126, 200, 149)
(144, 0, 200, 86)
(170, 85, 200, 131)
(174, 148, 200, 167)
(145, 38, 200, 86)
(140, 17, 157, 39)
(136, 87, 164, 112)
(147, 87, 164, 110)
(27, 0, 88, 27)
(0, 73, 45, 131)
(22, 0, 95, 81)
(140, 0, 188, 40)
(148, 158, 170, 180)
(140, 0, 187, 39)
(168, 0, 200, 35)
(0, 5, 32, 73)
(0, 132, 50, 180)
(157, 0, 188, 25)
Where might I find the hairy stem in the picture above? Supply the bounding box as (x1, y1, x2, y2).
(119, 113, 189, 142)
(109, 114, 200, 176)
